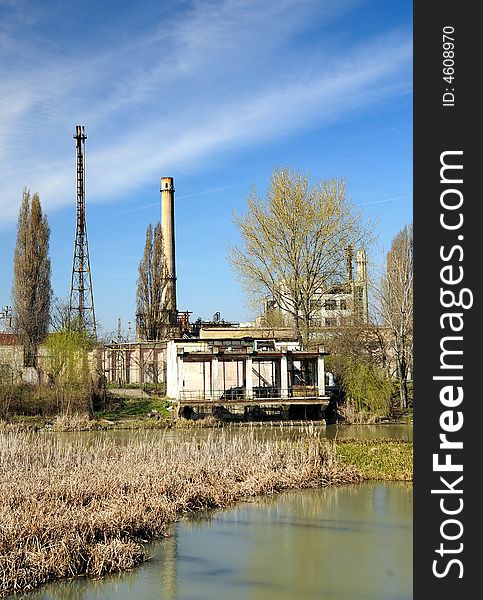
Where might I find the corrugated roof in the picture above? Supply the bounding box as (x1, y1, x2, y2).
(0, 333, 19, 346)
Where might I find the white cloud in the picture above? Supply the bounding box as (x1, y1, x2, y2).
(0, 0, 411, 227)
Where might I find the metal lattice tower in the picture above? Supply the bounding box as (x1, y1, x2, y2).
(68, 125, 96, 337)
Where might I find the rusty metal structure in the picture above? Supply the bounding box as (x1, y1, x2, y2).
(68, 125, 96, 337)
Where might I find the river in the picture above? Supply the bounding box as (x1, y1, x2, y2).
(10, 424, 413, 600)
(54, 422, 413, 446)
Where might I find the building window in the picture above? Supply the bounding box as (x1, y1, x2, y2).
(340, 299, 347, 310)
(265, 299, 277, 312)
(325, 317, 337, 327)
(310, 298, 322, 310)
(324, 299, 337, 310)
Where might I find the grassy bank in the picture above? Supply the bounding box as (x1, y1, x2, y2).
(1, 390, 174, 431)
(336, 439, 413, 480)
(94, 392, 172, 428)
(0, 429, 363, 596)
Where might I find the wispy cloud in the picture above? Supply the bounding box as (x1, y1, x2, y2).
(92, 183, 242, 220)
(358, 195, 409, 206)
(0, 0, 411, 228)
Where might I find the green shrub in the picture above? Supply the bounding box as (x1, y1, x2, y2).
(341, 358, 393, 416)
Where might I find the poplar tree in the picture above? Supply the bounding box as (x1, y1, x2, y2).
(136, 223, 167, 341)
(12, 189, 52, 368)
(379, 223, 413, 409)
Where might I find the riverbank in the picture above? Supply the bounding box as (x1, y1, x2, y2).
(0, 429, 411, 596)
(1, 384, 413, 431)
(336, 439, 413, 480)
(1, 391, 174, 431)
(2, 401, 413, 433)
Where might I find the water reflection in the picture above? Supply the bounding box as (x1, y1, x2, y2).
(21, 483, 412, 600)
(51, 423, 413, 447)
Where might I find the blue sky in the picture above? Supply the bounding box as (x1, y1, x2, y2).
(0, 0, 412, 337)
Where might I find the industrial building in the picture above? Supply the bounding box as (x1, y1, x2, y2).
(0, 137, 366, 421)
(263, 246, 369, 331)
(99, 331, 329, 419)
(96, 175, 332, 420)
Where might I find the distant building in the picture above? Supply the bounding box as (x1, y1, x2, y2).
(0, 333, 41, 384)
(0, 306, 13, 334)
(262, 248, 369, 330)
(98, 324, 328, 401)
(166, 335, 327, 403)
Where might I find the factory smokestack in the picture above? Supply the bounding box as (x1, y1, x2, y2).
(354, 249, 369, 324)
(345, 245, 354, 283)
(161, 177, 177, 328)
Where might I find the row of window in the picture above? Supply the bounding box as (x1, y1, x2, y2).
(312, 298, 348, 311)
(310, 317, 338, 327)
(266, 296, 350, 313)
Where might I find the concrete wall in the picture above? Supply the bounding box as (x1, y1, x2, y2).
(0, 344, 24, 381)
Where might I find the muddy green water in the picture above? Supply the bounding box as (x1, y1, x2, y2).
(14, 425, 413, 600)
(56, 422, 413, 446)
(22, 482, 412, 600)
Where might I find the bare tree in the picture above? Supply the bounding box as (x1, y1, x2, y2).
(12, 189, 52, 367)
(50, 297, 70, 332)
(229, 168, 372, 347)
(136, 223, 168, 341)
(379, 223, 413, 408)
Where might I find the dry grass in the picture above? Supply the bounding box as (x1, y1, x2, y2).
(337, 402, 380, 424)
(172, 415, 223, 428)
(0, 429, 360, 596)
(0, 420, 21, 433)
(51, 412, 95, 432)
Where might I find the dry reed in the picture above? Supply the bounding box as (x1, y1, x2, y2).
(51, 412, 94, 432)
(337, 402, 380, 424)
(0, 429, 360, 595)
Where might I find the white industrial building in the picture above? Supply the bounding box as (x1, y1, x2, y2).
(264, 247, 369, 330)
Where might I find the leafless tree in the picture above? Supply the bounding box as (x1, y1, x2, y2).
(12, 189, 52, 367)
(379, 223, 413, 408)
(50, 297, 70, 332)
(136, 223, 168, 341)
(229, 168, 373, 347)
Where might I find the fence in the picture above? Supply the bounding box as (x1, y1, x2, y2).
(178, 386, 324, 403)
